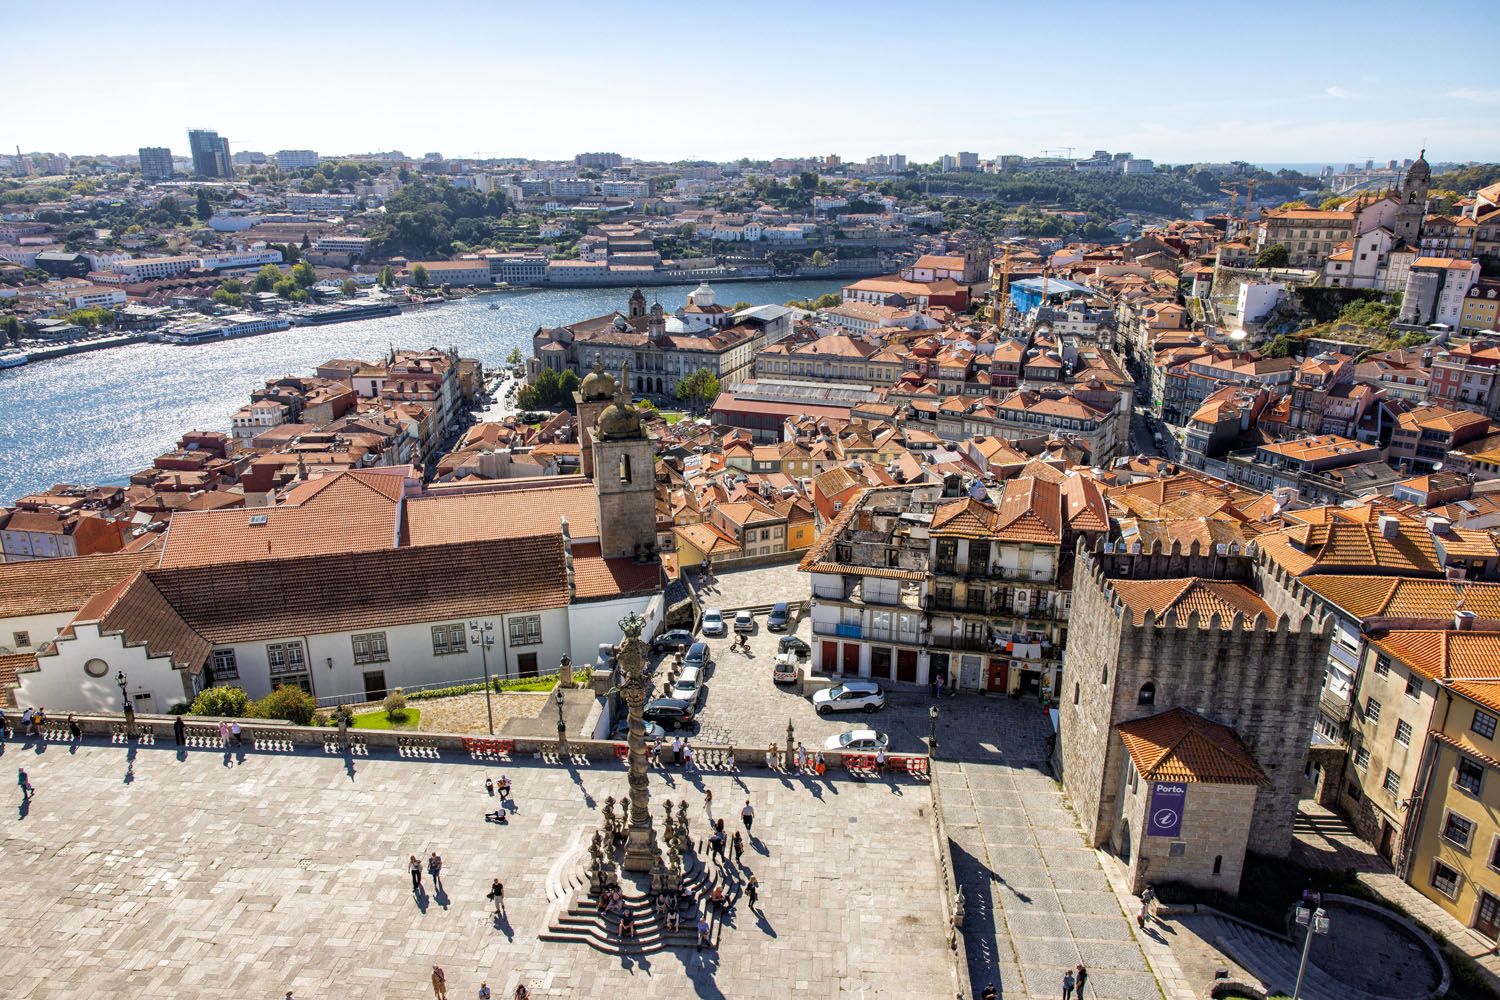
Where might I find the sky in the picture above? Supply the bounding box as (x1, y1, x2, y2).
(7, 0, 1500, 166)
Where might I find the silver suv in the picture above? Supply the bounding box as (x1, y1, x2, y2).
(812, 680, 886, 715)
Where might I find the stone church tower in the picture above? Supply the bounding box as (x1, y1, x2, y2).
(1391, 149, 1431, 246)
(591, 363, 657, 560)
(627, 287, 647, 320)
(573, 355, 616, 480)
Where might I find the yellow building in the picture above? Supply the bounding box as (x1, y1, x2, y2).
(1398, 632, 1500, 940)
(1460, 283, 1500, 333)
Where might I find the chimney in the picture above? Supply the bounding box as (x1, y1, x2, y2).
(1426, 515, 1451, 536)
(1378, 514, 1400, 540)
(1455, 609, 1477, 631)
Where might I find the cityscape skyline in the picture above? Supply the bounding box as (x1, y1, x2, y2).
(7, 0, 1500, 164)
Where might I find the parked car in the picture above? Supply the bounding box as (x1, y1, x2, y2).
(701, 609, 727, 637)
(651, 629, 696, 653)
(778, 635, 811, 659)
(772, 652, 801, 685)
(824, 728, 890, 752)
(733, 609, 755, 633)
(766, 602, 791, 631)
(671, 664, 705, 704)
(683, 641, 712, 671)
(643, 698, 695, 730)
(812, 680, 886, 715)
(612, 717, 666, 740)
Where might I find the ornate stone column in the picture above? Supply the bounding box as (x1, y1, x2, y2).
(618, 612, 657, 871)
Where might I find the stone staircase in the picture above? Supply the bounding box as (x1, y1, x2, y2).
(540, 847, 742, 956)
(1192, 913, 1389, 1000)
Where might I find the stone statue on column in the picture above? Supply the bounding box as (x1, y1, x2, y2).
(617, 612, 658, 871)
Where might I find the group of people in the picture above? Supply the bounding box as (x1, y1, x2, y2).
(763, 741, 827, 775)
(3, 707, 80, 741)
(435, 966, 528, 1000)
(706, 819, 746, 865)
(651, 736, 697, 768)
(483, 774, 513, 823)
(408, 852, 445, 893)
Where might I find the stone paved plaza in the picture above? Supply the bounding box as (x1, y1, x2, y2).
(0, 738, 952, 999)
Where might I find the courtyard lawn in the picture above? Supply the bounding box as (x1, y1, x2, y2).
(350, 708, 423, 730)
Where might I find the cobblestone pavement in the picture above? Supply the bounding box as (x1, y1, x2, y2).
(674, 593, 1182, 999)
(691, 561, 807, 615)
(0, 735, 950, 999)
(1294, 801, 1500, 995)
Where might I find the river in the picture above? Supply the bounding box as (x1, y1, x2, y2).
(0, 278, 839, 502)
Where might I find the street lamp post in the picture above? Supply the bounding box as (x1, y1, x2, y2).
(1291, 902, 1329, 1000)
(469, 620, 496, 735)
(117, 670, 135, 738)
(928, 705, 939, 760)
(555, 655, 571, 760)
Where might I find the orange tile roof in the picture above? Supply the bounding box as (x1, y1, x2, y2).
(569, 542, 662, 601)
(1301, 576, 1500, 622)
(70, 572, 211, 671)
(1367, 629, 1500, 682)
(406, 479, 599, 545)
(1117, 709, 1269, 785)
(931, 497, 996, 539)
(0, 652, 36, 705)
(1257, 518, 1443, 577)
(0, 549, 161, 618)
(146, 535, 567, 647)
(1109, 578, 1277, 627)
(994, 478, 1063, 544)
(160, 471, 404, 569)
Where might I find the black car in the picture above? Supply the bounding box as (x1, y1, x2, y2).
(651, 629, 696, 653)
(778, 635, 811, 659)
(643, 697, 696, 730)
(766, 602, 791, 632)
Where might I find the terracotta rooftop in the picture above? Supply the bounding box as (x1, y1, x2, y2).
(159, 471, 405, 569)
(0, 652, 36, 705)
(70, 572, 211, 671)
(1301, 575, 1500, 623)
(405, 479, 599, 545)
(568, 541, 662, 602)
(1258, 518, 1443, 577)
(1117, 708, 1269, 785)
(0, 549, 161, 619)
(1367, 629, 1500, 683)
(146, 535, 567, 648)
(1109, 578, 1277, 628)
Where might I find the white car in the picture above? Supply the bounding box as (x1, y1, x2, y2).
(733, 609, 755, 633)
(671, 664, 705, 704)
(701, 609, 727, 637)
(812, 680, 886, 715)
(824, 728, 890, 752)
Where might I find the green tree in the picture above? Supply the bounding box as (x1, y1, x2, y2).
(254, 684, 318, 725)
(195, 188, 213, 222)
(292, 260, 317, 288)
(1277, 200, 1310, 211)
(810, 250, 828, 267)
(252, 264, 281, 293)
(212, 287, 243, 307)
(674, 368, 721, 415)
(378, 265, 395, 289)
(1255, 243, 1290, 269)
(0, 315, 23, 344)
(1263, 333, 1297, 358)
(273, 276, 299, 299)
(506, 347, 524, 365)
(731, 301, 752, 312)
(516, 367, 580, 409)
(411, 263, 429, 288)
(341, 279, 357, 297)
(189, 686, 251, 718)
(1318, 195, 1347, 211)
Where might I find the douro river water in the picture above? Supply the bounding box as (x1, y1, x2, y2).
(0, 279, 837, 502)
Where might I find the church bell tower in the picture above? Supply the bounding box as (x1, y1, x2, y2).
(591, 363, 657, 560)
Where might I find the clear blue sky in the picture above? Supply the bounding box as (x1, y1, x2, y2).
(8, 0, 1499, 164)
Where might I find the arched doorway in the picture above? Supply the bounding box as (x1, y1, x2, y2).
(1120, 820, 1132, 862)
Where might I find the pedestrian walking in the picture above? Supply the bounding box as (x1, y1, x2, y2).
(703, 787, 713, 812)
(672, 736, 683, 766)
(428, 851, 444, 890)
(696, 914, 711, 950)
(765, 742, 777, 770)
(431, 963, 448, 1000)
(1062, 969, 1075, 1000)
(409, 854, 422, 892)
(513, 984, 530, 1000)
(1138, 885, 1155, 928)
(478, 982, 491, 999)
(173, 714, 185, 746)
(732, 830, 744, 863)
(982, 985, 997, 1000)
(741, 799, 755, 833)
(21, 707, 34, 736)
(230, 720, 243, 746)
(931, 673, 943, 699)
(745, 874, 759, 908)
(218, 720, 229, 745)
(67, 712, 80, 742)
(18, 767, 33, 800)
(682, 741, 694, 769)
(488, 878, 505, 915)
(795, 742, 807, 772)
(1075, 963, 1088, 999)
(875, 747, 886, 775)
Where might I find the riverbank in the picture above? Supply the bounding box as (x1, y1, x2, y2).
(0, 277, 839, 502)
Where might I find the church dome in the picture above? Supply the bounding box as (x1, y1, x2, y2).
(687, 282, 716, 308)
(595, 399, 643, 440)
(1408, 150, 1430, 182)
(579, 367, 616, 402)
